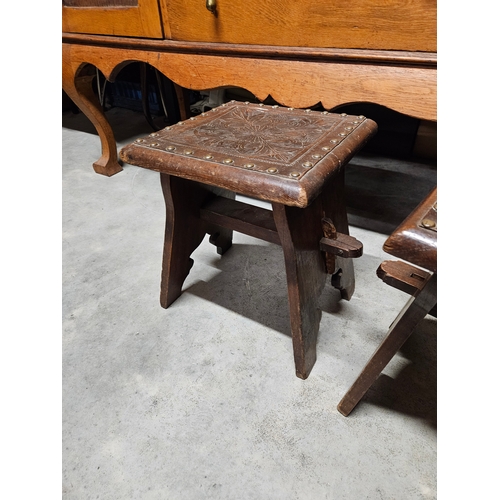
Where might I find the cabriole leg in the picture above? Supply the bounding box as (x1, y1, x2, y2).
(62, 57, 122, 176)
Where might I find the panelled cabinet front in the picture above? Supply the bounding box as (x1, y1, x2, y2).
(62, 0, 164, 38)
(160, 0, 437, 52)
(62, 0, 437, 177)
(63, 0, 437, 52)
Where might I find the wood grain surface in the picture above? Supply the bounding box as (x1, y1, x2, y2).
(162, 0, 436, 52)
(62, 0, 163, 38)
(63, 41, 437, 121)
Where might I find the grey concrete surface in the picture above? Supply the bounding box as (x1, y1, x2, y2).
(63, 107, 437, 499)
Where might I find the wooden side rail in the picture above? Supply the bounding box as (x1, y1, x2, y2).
(200, 195, 363, 261)
(200, 196, 280, 245)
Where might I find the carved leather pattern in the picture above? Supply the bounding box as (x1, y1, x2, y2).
(133, 102, 366, 180)
(187, 106, 330, 163)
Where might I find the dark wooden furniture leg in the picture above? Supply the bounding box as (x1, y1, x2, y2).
(321, 169, 355, 300)
(203, 188, 235, 256)
(159, 175, 211, 308)
(207, 225, 233, 256)
(140, 63, 162, 131)
(172, 83, 192, 122)
(273, 198, 327, 380)
(337, 272, 437, 416)
(159, 175, 234, 308)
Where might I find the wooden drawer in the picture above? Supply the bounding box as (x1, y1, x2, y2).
(62, 0, 164, 38)
(161, 0, 436, 52)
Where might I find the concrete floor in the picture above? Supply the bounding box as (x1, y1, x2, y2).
(62, 107, 437, 499)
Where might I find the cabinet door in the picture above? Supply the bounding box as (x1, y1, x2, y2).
(63, 0, 163, 38)
(161, 0, 436, 52)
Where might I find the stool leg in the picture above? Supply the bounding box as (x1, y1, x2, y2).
(321, 169, 355, 300)
(159, 174, 209, 308)
(208, 227, 233, 256)
(205, 188, 235, 256)
(337, 272, 437, 416)
(273, 199, 326, 380)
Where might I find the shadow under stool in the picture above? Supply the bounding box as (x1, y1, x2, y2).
(338, 187, 437, 415)
(120, 101, 377, 379)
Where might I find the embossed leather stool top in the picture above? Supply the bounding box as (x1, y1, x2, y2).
(120, 101, 377, 208)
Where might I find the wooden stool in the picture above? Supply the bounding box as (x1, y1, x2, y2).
(337, 187, 437, 415)
(119, 101, 377, 379)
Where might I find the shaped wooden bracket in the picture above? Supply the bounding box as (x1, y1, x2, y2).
(377, 260, 431, 295)
(320, 218, 363, 274)
(320, 234, 364, 258)
(377, 260, 437, 317)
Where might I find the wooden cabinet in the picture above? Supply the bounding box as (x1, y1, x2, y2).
(162, 0, 436, 52)
(63, 0, 436, 52)
(62, 0, 163, 38)
(62, 0, 437, 176)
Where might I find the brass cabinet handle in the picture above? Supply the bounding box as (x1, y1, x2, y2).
(206, 0, 216, 14)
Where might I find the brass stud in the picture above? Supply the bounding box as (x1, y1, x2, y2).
(165, 127, 171, 131)
(290, 172, 301, 178)
(322, 111, 329, 114)
(339, 133, 346, 137)
(302, 161, 313, 167)
(184, 150, 194, 155)
(358, 115, 365, 119)
(353, 120, 359, 124)
(267, 168, 278, 173)
(421, 219, 436, 229)
(330, 139, 338, 144)
(272, 105, 279, 108)
(150, 143, 160, 147)
(190, 116, 197, 120)
(312, 154, 322, 159)
(166, 146, 176, 151)
(222, 159, 234, 164)
(341, 113, 347, 117)
(204, 155, 214, 159)
(258, 103, 264, 106)
(305, 109, 312, 113)
(345, 126, 353, 131)
(149, 133, 159, 137)
(288, 107, 294, 111)
(244, 101, 250, 105)
(243, 163, 255, 169)
(135, 138, 145, 143)
(321, 146, 331, 151)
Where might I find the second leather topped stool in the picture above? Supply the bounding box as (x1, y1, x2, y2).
(120, 101, 377, 379)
